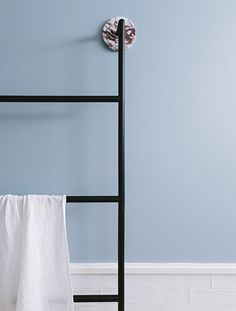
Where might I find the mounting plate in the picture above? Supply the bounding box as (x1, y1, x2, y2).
(102, 16, 136, 51)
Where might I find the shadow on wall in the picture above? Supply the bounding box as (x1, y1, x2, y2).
(3, 34, 103, 60)
(2, 23, 110, 95)
(65, 23, 107, 50)
(0, 105, 80, 121)
(0, 24, 110, 120)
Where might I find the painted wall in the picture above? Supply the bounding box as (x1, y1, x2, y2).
(0, 0, 236, 262)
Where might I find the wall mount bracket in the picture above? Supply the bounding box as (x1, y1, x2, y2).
(102, 16, 136, 51)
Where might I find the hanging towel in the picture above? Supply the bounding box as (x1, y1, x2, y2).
(0, 195, 74, 311)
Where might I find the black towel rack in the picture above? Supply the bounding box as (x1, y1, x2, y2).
(0, 19, 126, 311)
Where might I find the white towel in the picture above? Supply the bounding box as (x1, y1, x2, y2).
(0, 195, 74, 311)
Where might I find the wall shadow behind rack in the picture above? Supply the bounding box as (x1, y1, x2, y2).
(0, 19, 126, 311)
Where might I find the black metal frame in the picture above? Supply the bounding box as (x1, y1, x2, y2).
(0, 19, 126, 311)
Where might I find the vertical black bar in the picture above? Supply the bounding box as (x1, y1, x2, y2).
(117, 19, 125, 311)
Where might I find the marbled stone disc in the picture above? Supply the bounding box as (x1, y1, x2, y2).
(102, 16, 136, 51)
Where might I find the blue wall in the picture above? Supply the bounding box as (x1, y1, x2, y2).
(1, 0, 236, 262)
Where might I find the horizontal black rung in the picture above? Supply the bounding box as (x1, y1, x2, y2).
(66, 196, 120, 203)
(73, 294, 119, 303)
(0, 95, 119, 102)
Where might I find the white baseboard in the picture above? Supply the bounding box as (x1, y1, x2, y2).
(70, 262, 236, 275)
(70, 263, 236, 311)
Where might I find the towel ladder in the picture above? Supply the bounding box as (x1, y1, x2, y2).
(0, 19, 126, 311)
